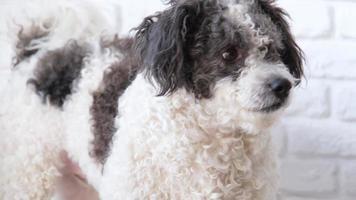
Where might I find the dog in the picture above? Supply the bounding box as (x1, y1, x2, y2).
(0, 0, 303, 199)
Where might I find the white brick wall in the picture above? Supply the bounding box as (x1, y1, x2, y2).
(1, 0, 355, 199)
(277, 0, 356, 199)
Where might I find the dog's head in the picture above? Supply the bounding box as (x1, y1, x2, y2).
(135, 0, 303, 128)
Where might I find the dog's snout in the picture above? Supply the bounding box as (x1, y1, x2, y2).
(268, 78, 292, 99)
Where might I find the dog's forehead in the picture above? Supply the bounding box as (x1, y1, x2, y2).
(220, 0, 255, 11)
(220, 0, 283, 48)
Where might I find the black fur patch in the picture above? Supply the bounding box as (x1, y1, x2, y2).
(90, 38, 139, 164)
(136, 0, 254, 99)
(135, 0, 234, 99)
(14, 24, 50, 66)
(28, 41, 89, 107)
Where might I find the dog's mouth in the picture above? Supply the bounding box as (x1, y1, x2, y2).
(254, 101, 286, 113)
(259, 102, 283, 112)
(244, 101, 286, 114)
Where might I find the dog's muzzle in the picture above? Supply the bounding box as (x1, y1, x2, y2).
(259, 77, 292, 113)
(268, 77, 292, 100)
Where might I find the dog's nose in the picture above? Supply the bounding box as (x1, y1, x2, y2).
(268, 78, 292, 99)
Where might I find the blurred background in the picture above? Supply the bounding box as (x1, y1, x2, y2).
(1, 0, 356, 199)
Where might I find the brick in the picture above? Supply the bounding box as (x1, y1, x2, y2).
(335, 3, 356, 39)
(335, 86, 356, 122)
(286, 81, 330, 118)
(278, 1, 332, 38)
(341, 163, 356, 197)
(280, 160, 337, 194)
(300, 41, 356, 80)
(286, 121, 356, 157)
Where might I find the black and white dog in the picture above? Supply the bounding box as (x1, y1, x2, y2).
(0, 0, 303, 199)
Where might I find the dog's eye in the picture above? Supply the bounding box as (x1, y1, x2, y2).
(222, 47, 240, 63)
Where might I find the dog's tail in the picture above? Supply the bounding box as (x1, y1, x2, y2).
(2, 0, 122, 67)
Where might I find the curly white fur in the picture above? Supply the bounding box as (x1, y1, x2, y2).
(98, 73, 282, 199)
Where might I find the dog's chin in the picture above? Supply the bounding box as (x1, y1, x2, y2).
(247, 100, 288, 114)
(258, 102, 285, 113)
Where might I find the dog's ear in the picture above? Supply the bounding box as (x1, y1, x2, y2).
(258, 0, 304, 81)
(135, 1, 203, 96)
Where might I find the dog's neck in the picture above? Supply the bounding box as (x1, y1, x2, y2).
(113, 73, 278, 198)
